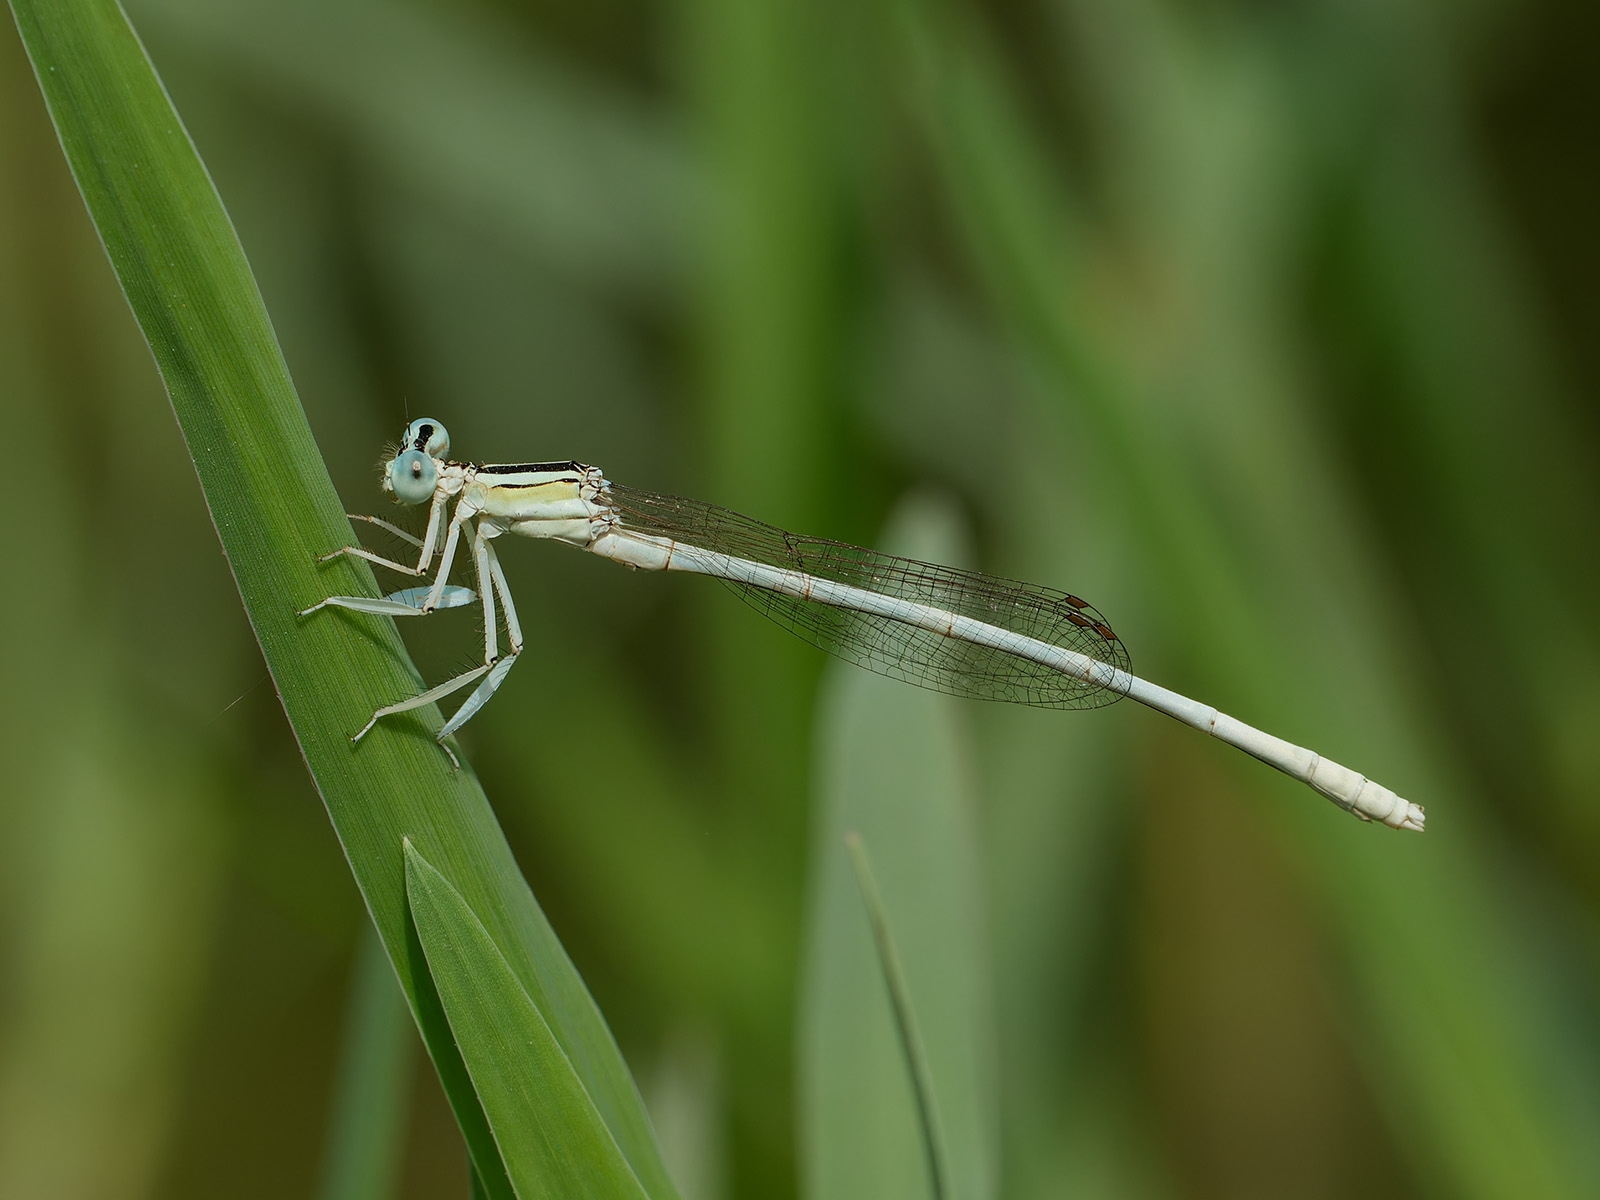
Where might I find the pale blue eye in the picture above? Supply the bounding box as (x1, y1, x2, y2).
(401, 418, 449, 459)
(388, 449, 438, 504)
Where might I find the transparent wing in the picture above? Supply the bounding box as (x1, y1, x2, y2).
(606, 485, 1131, 709)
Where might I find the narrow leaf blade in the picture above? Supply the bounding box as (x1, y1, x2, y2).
(7, 4, 677, 1197)
(317, 926, 415, 1200)
(800, 494, 997, 1200)
(405, 840, 653, 1200)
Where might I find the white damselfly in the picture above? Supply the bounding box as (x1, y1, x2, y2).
(301, 419, 1424, 831)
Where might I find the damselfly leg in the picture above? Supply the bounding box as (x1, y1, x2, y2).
(303, 493, 522, 763)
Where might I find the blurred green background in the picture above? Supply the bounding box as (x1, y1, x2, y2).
(2, 0, 1597, 1197)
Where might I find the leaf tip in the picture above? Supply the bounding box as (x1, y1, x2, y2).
(401, 836, 427, 893)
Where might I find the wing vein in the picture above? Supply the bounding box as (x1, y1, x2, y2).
(607, 486, 1130, 710)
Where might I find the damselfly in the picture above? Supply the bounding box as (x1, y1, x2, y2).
(301, 419, 1424, 831)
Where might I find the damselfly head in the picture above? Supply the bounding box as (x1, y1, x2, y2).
(401, 418, 450, 460)
(379, 418, 449, 503)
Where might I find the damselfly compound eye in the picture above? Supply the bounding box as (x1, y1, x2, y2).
(387, 448, 438, 504)
(402, 418, 450, 460)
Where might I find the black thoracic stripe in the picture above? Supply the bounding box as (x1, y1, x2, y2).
(473, 460, 585, 476)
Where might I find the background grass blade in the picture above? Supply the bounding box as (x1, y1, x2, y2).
(799, 494, 996, 1200)
(842, 833, 950, 1200)
(316, 925, 415, 1200)
(896, 3, 1598, 1195)
(7, 3, 676, 1196)
(405, 840, 654, 1200)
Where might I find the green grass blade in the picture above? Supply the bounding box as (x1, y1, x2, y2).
(799, 494, 997, 1200)
(894, 3, 1597, 1195)
(842, 833, 950, 1200)
(404, 840, 653, 1200)
(7, 3, 676, 1196)
(316, 926, 415, 1200)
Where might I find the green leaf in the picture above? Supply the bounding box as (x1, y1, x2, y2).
(7, 3, 676, 1197)
(799, 493, 997, 1200)
(841, 832, 951, 1200)
(404, 840, 652, 1200)
(317, 926, 415, 1200)
(897, 3, 1600, 1196)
